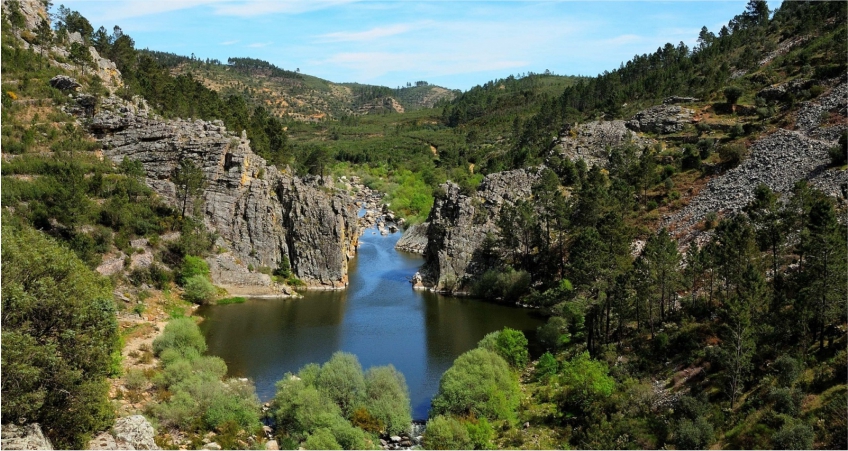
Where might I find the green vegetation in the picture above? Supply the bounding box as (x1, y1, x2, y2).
(216, 296, 247, 305)
(1, 222, 119, 449)
(271, 352, 412, 448)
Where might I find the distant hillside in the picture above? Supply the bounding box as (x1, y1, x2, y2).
(141, 51, 457, 121)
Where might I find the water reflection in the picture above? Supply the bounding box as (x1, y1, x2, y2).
(199, 229, 544, 420)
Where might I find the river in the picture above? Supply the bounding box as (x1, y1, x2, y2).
(198, 228, 545, 420)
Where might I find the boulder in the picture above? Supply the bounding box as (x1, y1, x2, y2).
(265, 440, 279, 450)
(112, 415, 160, 450)
(626, 105, 695, 134)
(1, 423, 54, 450)
(394, 222, 429, 254)
(202, 443, 221, 450)
(49, 75, 81, 91)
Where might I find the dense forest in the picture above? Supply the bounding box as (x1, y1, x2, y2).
(1, 0, 846, 449)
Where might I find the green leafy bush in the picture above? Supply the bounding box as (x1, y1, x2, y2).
(304, 428, 342, 450)
(772, 421, 814, 450)
(430, 348, 520, 423)
(364, 365, 412, 435)
(1, 224, 118, 449)
(424, 415, 472, 450)
(152, 317, 207, 357)
(674, 417, 715, 450)
(535, 352, 559, 380)
(316, 352, 367, 417)
(180, 255, 210, 285)
(182, 274, 216, 304)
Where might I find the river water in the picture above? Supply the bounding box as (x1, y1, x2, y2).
(198, 228, 545, 420)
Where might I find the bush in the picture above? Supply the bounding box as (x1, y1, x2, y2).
(724, 86, 744, 105)
(472, 267, 531, 302)
(828, 131, 847, 166)
(364, 365, 412, 435)
(424, 416, 472, 450)
(180, 255, 210, 285)
(537, 316, 572, 351)
(152, 317, 207, 357)
(773, 355, 801, 387)
(1, 225, 118, 449)
(772, 422, 814, 450)
(535, 352, 559, 380)
(495, 328, 529, 368)
(125, 369, 148, 391)
(464, 417, 495, 450)
(183, 274, 216, 304)
(304, 428, 342, 450)
(316, 352, 366, 417)
(674, 417, 715, 450)
(768, 387, 801, 415)
(557, 352, 615, 413)
(430, 348, 520, 423)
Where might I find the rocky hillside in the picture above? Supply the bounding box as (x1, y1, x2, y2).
(88, 95, 359, 289)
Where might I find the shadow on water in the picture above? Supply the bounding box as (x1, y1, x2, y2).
(198, 229, 545, 420)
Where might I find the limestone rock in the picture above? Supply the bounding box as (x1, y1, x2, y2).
(1, 423, 54, 450)
(89, 96, 358, 289)
(395, 222, 429, 254)
(265, 439, 280, 450)
(88, 432, 118, 450)
(626, 105, 695, 134)
(112, 415, 160, 450)
(421, 167, 543, 291)
(556, 120, 654, 167)
(49, 75, 81, 91)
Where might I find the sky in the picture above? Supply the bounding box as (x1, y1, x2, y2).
(58, 1, 781, 91)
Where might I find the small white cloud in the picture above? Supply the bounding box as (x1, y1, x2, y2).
(220, 40, 239, 45)
(316, 23, 416, 43)
(212, 0, 361, 17)
(247, 41, 273, 48)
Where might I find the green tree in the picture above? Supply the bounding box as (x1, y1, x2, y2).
(424, 416, 472, 450)
(2, 224, 118, 449)
(430, 348, 520, 423)
(172, 159, 206, 218)
(724, 86, 744, 106)
(363, 365, 412, 435)
(494, 327, 530, 368)
(556, 352, 615, 414)
(316, 352, 366, 417)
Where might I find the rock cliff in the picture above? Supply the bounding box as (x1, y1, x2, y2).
(394, 222, 429, 254)
(1, 423, 54, 450)
(421, 168, 543, 291)
(555, 120, 654, 167)
(90, 96, 358, 289)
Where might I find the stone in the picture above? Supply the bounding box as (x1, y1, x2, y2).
(556, 120, 654, 167)
(49, 75, 81, 91)
(380, 439, 388, 447)
(421, 167, 545, 291)
(626, 105, 695, 134)
(88, 431, 118, 450)
(112, 415, 160, 450)
(1, 423, 54, 450)
(89, 96, 359, 289)
(265, 440, 279, 450)
(394, 222, 428, 254)
(203, 442, 221, 450)
(390, 436, 402, 443)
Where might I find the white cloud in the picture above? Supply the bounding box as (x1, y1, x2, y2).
(220, 40, 239, 45)
(316, 23, 417, 43)
(247, 41, 273, 48)
(211, 0, 361, 17)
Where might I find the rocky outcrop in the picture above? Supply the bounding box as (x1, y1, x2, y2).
(664, 129, 846, 240)
(90, 96, 358, 289)
(663, 96, 700, 105)
(1, 423, 54, 450)
(626, 105, 695, 134)
(49, 75, 81, 91)
(421, 168, 543, 291)
(88, 415, 160, 450)
(395, 222, 429, 254)
(357, 97, 404, 114)
(556, 120, 654, 167)
(757, 78, 814, 102)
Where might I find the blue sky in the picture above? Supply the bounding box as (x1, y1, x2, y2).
(59, 1, 780, 91)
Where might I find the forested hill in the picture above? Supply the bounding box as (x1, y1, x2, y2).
(141, 50, 458, 120)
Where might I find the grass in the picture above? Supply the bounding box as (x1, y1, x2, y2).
(215, 296, 246, 305)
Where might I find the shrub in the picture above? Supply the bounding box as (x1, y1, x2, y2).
(1, 225, 118, 449)
(152, 317, 207, 357)
(557, 352, 615, 413)
(769, 387, 801, 415)
(772, 422, 814, 450)
(364, 365, 412, 436)
(180, 255, 210, 285)
(316, 352, 367, 417)
(424, 416, 472, 450)
(304, 428, 342, 450)
(472, 267, 531, 302)
(828, 131, 847, 166)
(430, 348, 520, 423)
(494, 328, 529, 368)
(125, 368, 148, 391)
(674, 417, 715, 450)
(724, 86, 744, 105)
(204, 379, 261, 431)
(535, 352, 559, 380)
(537, 316, 572, 351)
(773, 355, 801, 387)
(182, 274, 216, 304)
(464, 417, 495, 450)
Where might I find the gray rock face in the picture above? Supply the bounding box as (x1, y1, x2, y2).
(112, 415, 160, 450)
(664, 128, 846, 241)
(91, 97, 358, 288)
(395, 222, 429, 254)
(756, 78, 814, 102)
(1, 423, 53, 450)
(626, 105, 695, 134)
(421, 168, 542, 291)
(556, 120, 654, 167)
(49, 75, 81, 91)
